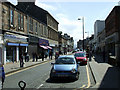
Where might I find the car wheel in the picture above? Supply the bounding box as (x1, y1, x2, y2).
(75, 73, 79, 80)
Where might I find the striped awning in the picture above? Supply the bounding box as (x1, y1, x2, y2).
(46, 46, 52, 49)
(40, 45, 48, 49)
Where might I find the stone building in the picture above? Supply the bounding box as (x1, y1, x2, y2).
(0, 0, 59, 64)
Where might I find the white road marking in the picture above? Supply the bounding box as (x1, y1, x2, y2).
(36, 84, 43, 89)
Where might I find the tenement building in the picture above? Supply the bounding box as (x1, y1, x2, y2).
(0, 0, 59, 64)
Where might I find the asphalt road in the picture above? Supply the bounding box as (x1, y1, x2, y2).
(3, 60, 95, 89)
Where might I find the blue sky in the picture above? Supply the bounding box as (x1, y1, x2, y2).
(8, 0, 119, 47)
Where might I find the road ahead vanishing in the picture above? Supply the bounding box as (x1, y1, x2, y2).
(3, 59, 95, 89)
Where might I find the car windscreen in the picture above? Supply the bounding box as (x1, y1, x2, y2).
(74, 53, 86, 57)
(55, 57, 75, 64)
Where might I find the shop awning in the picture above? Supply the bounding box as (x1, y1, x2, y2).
(20, 44, 28, 46)
(46, 46, 52, 49)
(40, 45, 48, 49)
(7, 43, 19, 46)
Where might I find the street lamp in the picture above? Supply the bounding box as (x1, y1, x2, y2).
(78, 17, 84, 51)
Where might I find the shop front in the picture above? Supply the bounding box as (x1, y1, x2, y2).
(39, 38, 52, 58)
(105, 32, 119, 66)
(4, 32, 28, 64)
(28, 35, 39, 59)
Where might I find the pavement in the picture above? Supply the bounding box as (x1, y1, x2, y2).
(88, 54, 120, 89)
(4, 56, 53, 75)
(3, 52, 120, 89)
(4, 52, 72, 75)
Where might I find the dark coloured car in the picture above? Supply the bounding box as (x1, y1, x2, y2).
(50, 55, 80, 80)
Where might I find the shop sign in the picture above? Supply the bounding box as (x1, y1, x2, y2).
(39, 38, 49, 46)
(4, 34, 27, 42)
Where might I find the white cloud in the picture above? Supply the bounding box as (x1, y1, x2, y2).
(56, 13, 86, 47)
(35, 1, 57, 11)
(7, 0, 17, 5)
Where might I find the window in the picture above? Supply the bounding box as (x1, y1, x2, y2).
(21, 15, 24, 30)
(10, 9, 14, 26)
(29, 18, 33, 31)
(18, 13, 24, 30)
(36, 22, 37, 33)
(18, 13, 21, 28)
(27, 16, 29, 33)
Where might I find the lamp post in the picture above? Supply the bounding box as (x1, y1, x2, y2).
(78, 17, 84, 51)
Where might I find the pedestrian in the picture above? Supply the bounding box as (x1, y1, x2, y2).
(24, 52, 27, 62)
(41, 50, 44, 61)
(103, 50, 105, 62)
(20, 54, 24, 67)
(32, 52, 35, 62)
(26, 53, 29, 62)
(35, 52, 38, 62)
(0, 63, 5, 89)
(49, 50, 53, 60)
(45, 51, 48, 58)
(55, 51, 59, 60)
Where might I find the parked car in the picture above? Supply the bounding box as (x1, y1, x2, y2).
(50, 55, 80, 80)
(0, 63, 5, 89)
(74, 52, 87, 65)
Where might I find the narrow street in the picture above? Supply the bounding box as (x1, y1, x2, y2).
(3, 59, 95, 89)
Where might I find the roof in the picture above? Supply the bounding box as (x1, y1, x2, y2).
(16, 2, 47, 25)
(59, 55, 75, 58)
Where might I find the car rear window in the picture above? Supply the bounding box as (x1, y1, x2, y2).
(55, 57, 75, 64)
(74, 53, 86, 57)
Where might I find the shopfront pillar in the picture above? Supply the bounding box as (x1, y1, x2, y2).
(4, 46, 6, 64)
(16, 47, 19, 62)
(26, 46, 27, 52)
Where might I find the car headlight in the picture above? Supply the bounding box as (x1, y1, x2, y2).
(71, 68, 76, 73)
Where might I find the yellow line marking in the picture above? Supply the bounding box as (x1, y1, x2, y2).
(85, 65, 91, 88)
(80, 85, 86, 88)
(6, 60, 52, 77)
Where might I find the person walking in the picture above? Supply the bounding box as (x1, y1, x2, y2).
(55, 51, 59, 60)
(45, 51, 48, 58)
(20, 54, 24, 67)
(49, 50, 53, 60)
(0, 63, 5, 89)
(103, 50, 105, 62)
(41, 50, 44, 61)
(35, 52, 38, 62)
(32, 52, 35, 62)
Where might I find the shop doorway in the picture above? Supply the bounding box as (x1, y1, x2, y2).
(6, 46, 16, 63)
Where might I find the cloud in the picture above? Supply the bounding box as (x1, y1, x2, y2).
(35, 1, 57, 11)
(7, 0, 17, 5)
(56, 13, 86, 47)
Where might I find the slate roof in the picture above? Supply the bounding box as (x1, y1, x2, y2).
(16, 2, 47, 25)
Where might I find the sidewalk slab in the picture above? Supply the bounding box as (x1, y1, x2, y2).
(89, 56, 120, 88)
